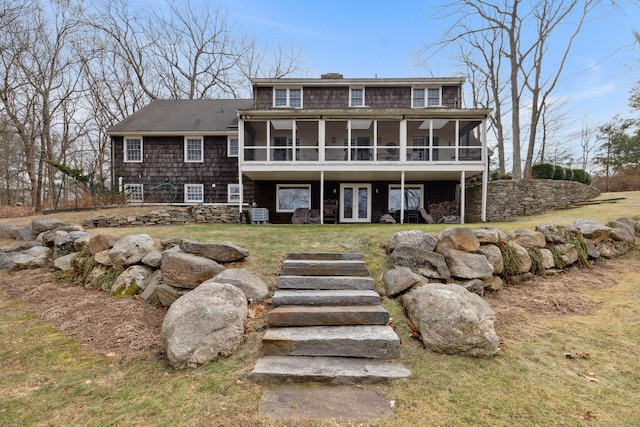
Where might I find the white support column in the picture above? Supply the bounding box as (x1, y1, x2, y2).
(399, 119, 407, 161)
(347, 120, 352, 161)
(320, 170, 325, 224)
(373, 119, 378, 161)
(481, 118, 488, 222)
(400, 170, 406, 224)
(460, 170, 466, 224)
(318, 119, 325, 162)
(266, 120, 271, 162)
(429, 119, 434, 161)
(292, 119, 297, 161)
(455, 119, 460, 161)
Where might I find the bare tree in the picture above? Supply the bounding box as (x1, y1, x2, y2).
(521, 0, 594, 177)
(423, 0, 599, 179)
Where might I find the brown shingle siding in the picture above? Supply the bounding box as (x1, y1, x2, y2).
(113, 135, 253, 204)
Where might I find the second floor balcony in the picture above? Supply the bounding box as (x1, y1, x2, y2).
(239, 115, 487, 166)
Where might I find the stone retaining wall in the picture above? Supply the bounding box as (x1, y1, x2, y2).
(81, 205, 244, 229)
(466, 179, 600, 222)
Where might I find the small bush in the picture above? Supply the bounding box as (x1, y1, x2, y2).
(563, 168, 574, 181)
(531, 163, 555, 179)
(553, 166, 566, 180)
(571, 169, 592, 185)
(490, 170, 513, 180)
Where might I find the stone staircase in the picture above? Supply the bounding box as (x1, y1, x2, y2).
(249, 253, 410, 384)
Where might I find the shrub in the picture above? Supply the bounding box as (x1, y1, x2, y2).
(563, 167, 574, 181)
(571, 169, 591, 185)
(490, 170, 513, 180)
(553, 166, 566, 180)
(531, 163, 555, 179)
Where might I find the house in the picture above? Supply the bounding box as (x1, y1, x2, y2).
(107, 99, 253, 206)
(108, 74, 490, 224)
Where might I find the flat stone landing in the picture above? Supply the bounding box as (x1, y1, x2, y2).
(258, 384, 394, 420)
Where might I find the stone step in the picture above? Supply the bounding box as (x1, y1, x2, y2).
(277, 275, 375, 290)
(271, 289, 380, 307)
(267, 305, 389, 327)
(262, 325, 400, 359)
(281, 259, 369, 277)
(286, 252, 363, 261)
(250, 355, 411, 384)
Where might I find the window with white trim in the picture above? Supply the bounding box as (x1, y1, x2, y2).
(388, 184, 424, 211)
(124, 137, 143, 162)
(412, 87, 441, 108)
(427, 88, 441, 106)
(184, 137, 203, 162)
(276, 184, 311, 213)
(350, 87, 364, 107)
(274, 88, 302, 108)
(184, 184, 204, 203)
(228, 183, 241, 203)
(412, 88, 425, 108)
(228, 137, 239, 157)
(123, 183, 143, 203)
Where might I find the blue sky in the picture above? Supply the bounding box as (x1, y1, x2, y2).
(210, 0, 639, 160)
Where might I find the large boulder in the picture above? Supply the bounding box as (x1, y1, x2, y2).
(539, 248, 556, 269)
(141, 250, 163, 268)
(0, 253, 16, 269)
(437, 227, 480, 253)
(505, 242, 532, 275)
(162, 282, 247, 368)
(402, 283, 499, 357)
(108, 234, 157, 271)
(389, 230, 437, 252)
(478, 244, 504, 275)
(555, 243, 579, 266)
(110, 265, 155, 297)
(210, 268, 269, 301)
(12, 246, 51, 269)
(606, 219, 635, 238)
(1, 241, 42, 253)
(10, 225, 34, 241)
(31, 218, 71, 234)
(161, 251, 225, 289)
(608, 226, 636, 243)
(54, 252, 78, 271)
(38, 230, 68, 247)
(382, 267, 424, 297)
(473, 226, 507, 244)
(570, 219, 611, 243)
(54, 231, 90, 251)
(0, 222, 20, 239)
(389, 245, 451, 281)
(510, 229, 546, 248)
(88, 234, 119, 255)
(535, 224, 572, 244)
(180, 239, 249, 263)
(441, 248, 493, 280)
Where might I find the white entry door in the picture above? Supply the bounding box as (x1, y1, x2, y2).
(340, 184, 371, 223)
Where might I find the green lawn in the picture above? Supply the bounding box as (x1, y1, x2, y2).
(1, 191, 639, 426)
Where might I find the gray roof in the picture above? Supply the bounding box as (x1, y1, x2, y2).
(107, 99, 253, 135)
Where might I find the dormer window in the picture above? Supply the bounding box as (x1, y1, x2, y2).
(274, 88, 302, 108)
(350, 87, 365, 107)
(412, 87, 442, 108)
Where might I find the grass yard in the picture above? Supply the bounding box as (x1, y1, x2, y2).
(0, 191, 639, 426)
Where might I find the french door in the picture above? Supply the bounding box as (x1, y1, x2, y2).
(340, 184, 371, 223)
